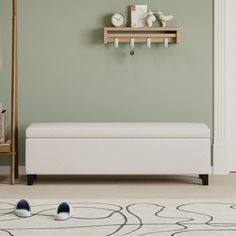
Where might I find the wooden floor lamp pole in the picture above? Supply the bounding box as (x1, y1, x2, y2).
(14, 0, 19, 179)
(10, 0, 18, 184)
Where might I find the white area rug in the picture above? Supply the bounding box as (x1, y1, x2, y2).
(1, 199, 236, 235)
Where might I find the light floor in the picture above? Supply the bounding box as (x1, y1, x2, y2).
(0, 174, 236, 199)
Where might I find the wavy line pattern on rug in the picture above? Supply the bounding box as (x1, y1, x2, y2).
(0, 201, 236, 235)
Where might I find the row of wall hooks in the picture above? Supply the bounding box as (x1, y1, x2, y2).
(114, 37, 170, 49)
(104, 27, 180, 54)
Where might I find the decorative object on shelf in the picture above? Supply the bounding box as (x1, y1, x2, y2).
(146, 10, 157, 27)
(131, 5, 147, 27)
(0, 110, 7, 144)
(156, 11, 174, 27)
(111, 13, 127, 27)
(104, 27, 180, 50)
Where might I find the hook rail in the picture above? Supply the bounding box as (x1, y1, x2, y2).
(104, 27, 180, 45)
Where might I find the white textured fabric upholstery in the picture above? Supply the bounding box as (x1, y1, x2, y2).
(26, 123, 210, 138)
(26, 122, 211, 176)
(26, 138, 211, 175)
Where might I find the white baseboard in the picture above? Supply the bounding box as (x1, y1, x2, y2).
(0, 166, 25, 175)
(213, 142, 230, 174)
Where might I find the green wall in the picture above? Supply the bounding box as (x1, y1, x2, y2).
(0, 0, 213, 165)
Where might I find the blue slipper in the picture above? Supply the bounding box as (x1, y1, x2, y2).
(14, 199, 31, 218)
(55, 202, 72, 221)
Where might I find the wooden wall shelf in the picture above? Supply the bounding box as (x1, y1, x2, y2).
(104, 27, 180, 44)
(0, 140, 11, 154)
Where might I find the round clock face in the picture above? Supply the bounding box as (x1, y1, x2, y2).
(111, 13, 126, 27)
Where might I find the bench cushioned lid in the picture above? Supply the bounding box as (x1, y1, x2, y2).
(26, 123, 210, 138)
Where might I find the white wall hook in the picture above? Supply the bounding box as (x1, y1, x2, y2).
(115, 38, 119, 48)
(164, 38, 169, 48)
(147, 38, 151, 48)
(130, 38, 135, 49)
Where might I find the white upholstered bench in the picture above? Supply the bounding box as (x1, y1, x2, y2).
(25, 123, 211, 185)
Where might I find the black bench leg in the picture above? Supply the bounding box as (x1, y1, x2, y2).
(199, 174, 209, 185)
(27, 175, 36, 185)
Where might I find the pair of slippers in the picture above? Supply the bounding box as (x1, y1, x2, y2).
(14, 199, 72, 221)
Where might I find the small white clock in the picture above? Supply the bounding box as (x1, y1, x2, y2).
(111, 13, 126, 27)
